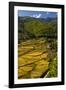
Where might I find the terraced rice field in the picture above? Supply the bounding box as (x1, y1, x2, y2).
(18, 38, 57, 79)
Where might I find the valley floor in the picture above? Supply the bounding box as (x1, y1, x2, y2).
(18, 38, 57, 79)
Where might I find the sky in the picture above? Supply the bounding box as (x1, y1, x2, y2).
(18, 10, 57, 18)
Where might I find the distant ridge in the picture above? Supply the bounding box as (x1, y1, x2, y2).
(18, 16, 57, 23)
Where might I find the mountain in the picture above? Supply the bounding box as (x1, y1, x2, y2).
(18, 16, 57, 23)
(18, 16, 57, 43)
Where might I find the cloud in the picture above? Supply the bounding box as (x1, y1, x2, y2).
(46, 12, 49, 15)
(32, 14, 41, 18)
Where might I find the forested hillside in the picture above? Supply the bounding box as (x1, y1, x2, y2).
(18, 17, 57, 43)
